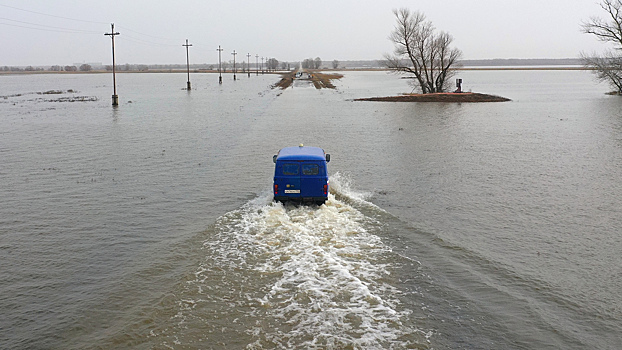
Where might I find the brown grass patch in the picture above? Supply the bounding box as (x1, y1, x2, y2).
(355, 92, 511, 103)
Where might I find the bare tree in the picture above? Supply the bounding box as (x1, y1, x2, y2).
(314, 57, 322, 69)
(332, 59, 339, 69)
(582, 0, 622, 46)
(384, 8, 462, 94)
(267, 58, 279, 70)
(581, 0, 622, 94)
(302, 58, 312, 69)
(581, 52, 622, 93)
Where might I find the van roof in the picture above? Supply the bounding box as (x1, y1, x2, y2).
(276, 146, 327, 161)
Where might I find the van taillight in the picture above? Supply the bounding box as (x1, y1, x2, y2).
(274, 184, 278, 195)
(323, 184, 328, 195)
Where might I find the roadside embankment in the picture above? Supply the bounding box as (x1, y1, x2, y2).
(273, 71, 343, 90)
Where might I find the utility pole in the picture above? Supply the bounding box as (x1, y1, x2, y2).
(217, 45, 223, 84)
(104, 23, 120, 106)
(261, 57, 264, 75)
(232, 50, 237, 81)
(183, 39, 192, 90)
(255, 54, 259, 76)
(247, 53, 251, 77)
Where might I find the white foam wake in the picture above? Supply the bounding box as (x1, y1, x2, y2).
(242, 200, 410, 349)
(168, 175, 426, 349)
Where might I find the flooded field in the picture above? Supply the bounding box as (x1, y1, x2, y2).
(1, 70, 621, 349)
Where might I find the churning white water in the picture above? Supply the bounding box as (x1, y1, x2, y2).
(155, 174, 429, 349)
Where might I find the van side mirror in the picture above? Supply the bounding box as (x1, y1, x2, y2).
(273, 155, 277, 163)
(325, 154, 330, 162)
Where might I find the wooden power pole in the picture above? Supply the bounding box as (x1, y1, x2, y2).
(104, 23, 120, 106)
(183, 39, 192, 90)
(232, 50, 237, 81)
(217, 45, 223, 84)
(247, 53, 251, 77)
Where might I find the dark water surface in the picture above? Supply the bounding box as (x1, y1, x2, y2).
(1, 70, 621, 349)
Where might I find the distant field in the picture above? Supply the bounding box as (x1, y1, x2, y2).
(0, 66, 591, 75)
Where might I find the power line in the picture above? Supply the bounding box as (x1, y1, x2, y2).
(0, 18, 181, 48)
(120, 34, 179, 47)
(0, 3, 109, 25)
(0, 17, 101, 34)
(0, 19, 180, 46)
(115, 25, 178, 42)
(0, 3, 235, 62)
(0, 21, 99, 34)
(0, 3, 180, 46)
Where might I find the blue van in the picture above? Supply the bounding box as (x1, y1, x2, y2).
(273, 145, 330, 204)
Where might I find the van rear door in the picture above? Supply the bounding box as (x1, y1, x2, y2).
(276, 161, 301, 199)
(299, 162, 326, 198)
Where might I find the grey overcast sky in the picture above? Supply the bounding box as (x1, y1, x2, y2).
(0, 0, 614, 66)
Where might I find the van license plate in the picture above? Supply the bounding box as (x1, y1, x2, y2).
(284, 190, 300, 194)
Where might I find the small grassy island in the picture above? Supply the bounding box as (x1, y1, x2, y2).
(355, 92, 511, 103)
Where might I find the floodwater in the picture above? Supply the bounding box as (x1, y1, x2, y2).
(1, 69, 621, 349)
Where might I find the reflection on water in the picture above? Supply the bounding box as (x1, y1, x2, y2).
(1, 70, 621, 349)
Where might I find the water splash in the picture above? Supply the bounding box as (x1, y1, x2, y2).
(329, 172, 374, 204)
(155, 177, 428, 349)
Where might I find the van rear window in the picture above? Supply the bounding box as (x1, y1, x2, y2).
(302, 164, 319, 175)
(282, 163, 299, 175)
